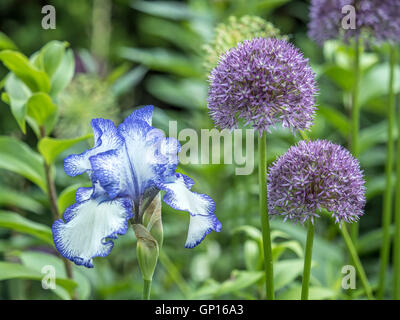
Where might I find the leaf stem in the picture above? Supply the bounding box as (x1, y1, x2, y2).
(391, 46, 400, 300)
(350, 38, 361, 243)
(340, 221, 374, 300)
(258, 133, 274, 300)
(377, 46, 396, 300)
(39, 126, 75, 293)
(142, 279, 152, 300)
(301, 219, 315, 300)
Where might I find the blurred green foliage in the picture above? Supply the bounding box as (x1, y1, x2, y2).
(0, 0, 398, 300)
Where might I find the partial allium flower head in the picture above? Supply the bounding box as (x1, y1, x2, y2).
(268, 140, 366, 224)
(208, 38, 318, 134)
(203, 15, 284, 71)
(308, 0, 400, 46)
(52, 106, 221, 268)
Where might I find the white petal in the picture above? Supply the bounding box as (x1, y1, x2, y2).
(159, 173, 221, 248)
(52, 196, 132, 268)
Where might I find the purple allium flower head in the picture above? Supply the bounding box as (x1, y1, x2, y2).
(268, 140, 366, 224)
(207, 38, 318, 134)
(308, 0, 400, 46)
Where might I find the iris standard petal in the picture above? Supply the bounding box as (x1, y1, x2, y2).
(158, 173, 222, 248)
(125, 105, 154, 125)
(64, 118, 123, 177)
(52, 187, 133, 268)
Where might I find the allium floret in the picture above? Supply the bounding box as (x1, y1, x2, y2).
(207, 37, 318, 134)
(268, 140, 366, 224)
(308, 0, 400, 46)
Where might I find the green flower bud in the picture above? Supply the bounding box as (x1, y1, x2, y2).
(133, 224, 159, 281)
(203, 15, 285, 72)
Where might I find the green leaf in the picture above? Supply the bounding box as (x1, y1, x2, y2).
(119, 47, 202, 78)
(130, 1, 195, 20)
(58, 183, 90, 214)
(274, 259, 307, 291)
(317, 105, 350, 137)
(0, 186, 44, 214)
(0, 136, 46, 191)
(49, 49, 75, 97)
(27, 92, 57, 126)
(0, 50, 50, 92)
(215, 270, 264, 296)
(0, 31, 17, 50)
(111, 65, 148, 97)
(278, 284, 336, 300)
(145, 76, 207, 109)
(232, 225, 262, 244)
(2, 73, 31, 133)
(323, 64, 354, 91)
(38, 134, 92, 165)
(37, 41, 68, 78)
(0, 261, 76, 300)
(0, 211, 53, 244)
(18, 251, 91, 300)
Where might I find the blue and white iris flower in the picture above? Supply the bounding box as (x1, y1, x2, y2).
(52, 106, 222, 268)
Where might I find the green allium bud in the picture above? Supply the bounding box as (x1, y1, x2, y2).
(55, 74, 119, 138)
(203, 15, 285, 72)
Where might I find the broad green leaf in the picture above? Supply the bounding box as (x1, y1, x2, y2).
(274, 259, 307, 291)
(58, 183, 91, 214)
(27, 92, 57, 126)
(0, 261, 76, 300)
(3, 73, 31, 132)
(111, 65, 148, 97)
(215, 270, 264, 296)
(145, 76, 206, 109)
(38, 134, 92, 165)
(0, 186, 44, 214)
(18, 251, 91, 300)
(357, 226, 395, 255)
(317, 105, 350, 137)
(244, 240, 260, 271)
(0, 50, 50, 92)
(278, 284, 336, 300)
(119, 47, 202, 78)
(0, 136, 46, 191)
(323, 64, 354, 91)
(232, 225, 262, 244)
(0, 31, 17, 50)
(37, 41, 68, 78)
(130, 1, 195, 20)
(49, 49, 75, 97)
(0, 211, 53, 244)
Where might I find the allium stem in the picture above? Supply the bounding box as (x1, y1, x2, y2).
(350, 38, 361, 243)
(378, 46, 396, 300)
(142, 279, 152, 300)
(301, 219, 315, 300)
(258, 133, 274, 300)
(391, 46, 400, 300)
(340, 221, 374, 300)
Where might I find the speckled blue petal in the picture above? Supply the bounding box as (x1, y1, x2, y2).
(127, 105, 154, 126)
(64, 119, 123, 177)
(158, 173, 221, 248)
(52, 187, 133, 268)
(90, 115, 181, 201)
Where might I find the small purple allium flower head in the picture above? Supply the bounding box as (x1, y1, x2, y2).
(268, 140, 366, 224)
(207, 38, 318, 134)
(308, 0, 400, 46)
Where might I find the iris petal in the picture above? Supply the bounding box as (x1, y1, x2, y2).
(159, 173, 222, 248)
(52, 186, 133, 268)
(64, 119, 123, 177)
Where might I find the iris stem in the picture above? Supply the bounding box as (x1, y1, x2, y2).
(377, 46, 396, 300)
(258, 133, 274, 300)
(301, 219, 315, 300)
(391, 46, 400, 300)
(340, 222, 374, 300)
(142, 279, 152, 300)
(39, 126, 75, 298)
(350, 38, 361, 243)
